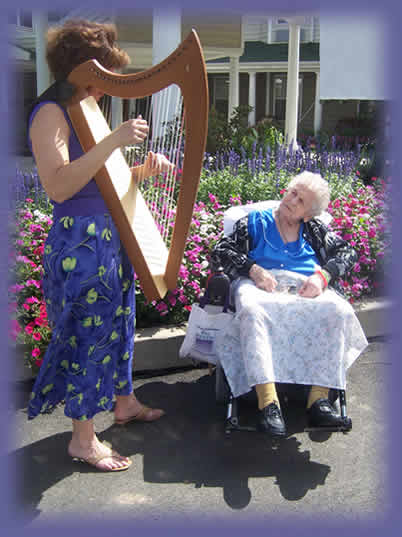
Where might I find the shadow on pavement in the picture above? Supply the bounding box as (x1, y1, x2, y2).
(12, 372, 332, 521)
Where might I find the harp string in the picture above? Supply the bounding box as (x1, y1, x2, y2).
(98, 86, 184, 251)
(130, 85, 184, 247)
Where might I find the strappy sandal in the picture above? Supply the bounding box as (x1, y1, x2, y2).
(114, 404, 165, 426)
(70, 448, 132, 472)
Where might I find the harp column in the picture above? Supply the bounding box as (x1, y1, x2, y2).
(152, 7, 182, 146)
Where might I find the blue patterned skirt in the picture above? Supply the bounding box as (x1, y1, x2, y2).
(28, 213, 136, 421)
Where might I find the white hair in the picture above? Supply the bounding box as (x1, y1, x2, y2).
(287, 171, 330, 216)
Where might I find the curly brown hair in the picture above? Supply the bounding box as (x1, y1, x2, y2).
(46, 19, 130, 81)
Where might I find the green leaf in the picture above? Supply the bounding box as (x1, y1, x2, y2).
(61, 216, 74, 229)
(86, 288, 98, 304)
(82, 317, 92, 327)
(101, 228, 112, 241)
(109, 331, 118, 341)
(122, 280, 131, 292)
(94, 315, 103, 326)
(87, 222, 96, 236)
(102, 355, 111, 365)
(42, 383, 54, 395)
(117, 380, 128, 389)
(62, 257, 77, 272)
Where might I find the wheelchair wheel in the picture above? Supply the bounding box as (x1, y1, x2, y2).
(215, 365, 231, 404)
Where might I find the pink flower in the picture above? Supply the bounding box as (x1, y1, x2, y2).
(31, 348, 41, 358)
(32, 332, 42, 341)
(26, 279, 41, 288)
(25, 324, 34, 335)
(156, 302, 168, 313)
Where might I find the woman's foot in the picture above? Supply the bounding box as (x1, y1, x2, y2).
(68, 435, 132, 472)
(114, 394, 165, 425)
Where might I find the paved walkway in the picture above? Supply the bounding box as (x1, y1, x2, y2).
(9, 336, 391, 532)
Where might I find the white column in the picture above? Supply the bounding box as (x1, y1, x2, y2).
(111, 97, 123, 130)
(248, 71, 256, 126)
(285, 21, 301, 149)
(32, 12, 51, 95)
(152, 7, 181, 64)
(228, 56, 239, 121)
(313, 71, 322, 135)
(152, 7, 182, 144)
(265, 72, 271, 116)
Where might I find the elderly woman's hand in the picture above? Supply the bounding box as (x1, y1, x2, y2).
(249, 264, 278, 292)
(298, 273, 325, 298)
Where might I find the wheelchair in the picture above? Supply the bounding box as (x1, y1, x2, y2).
(200, 266, 353, 437)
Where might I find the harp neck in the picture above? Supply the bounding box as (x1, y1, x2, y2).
(67, 29, 206, 102)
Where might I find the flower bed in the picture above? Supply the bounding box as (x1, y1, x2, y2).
(10, 198, 53, 373)
(10, 144, 390, 369)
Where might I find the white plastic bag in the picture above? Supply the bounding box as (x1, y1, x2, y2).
(179, 303, 234, 365)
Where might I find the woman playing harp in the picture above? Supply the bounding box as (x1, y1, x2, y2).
(27, 19, 174, 472)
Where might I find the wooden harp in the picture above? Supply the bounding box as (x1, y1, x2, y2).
(66, 30, 208, 302)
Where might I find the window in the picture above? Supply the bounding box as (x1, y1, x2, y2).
(269, 16, 318, 43)
(209, 75, 229, 117)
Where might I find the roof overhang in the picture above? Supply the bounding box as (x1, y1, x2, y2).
(206, 61, 320, 73)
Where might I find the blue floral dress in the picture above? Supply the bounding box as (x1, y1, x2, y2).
(27, 100, 135, 421)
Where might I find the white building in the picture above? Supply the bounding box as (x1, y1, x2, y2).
(10, 8, 387, 157)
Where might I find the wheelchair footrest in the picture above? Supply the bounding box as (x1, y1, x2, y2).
(225, 418, 258, 434)
(305, 417, 352, 434)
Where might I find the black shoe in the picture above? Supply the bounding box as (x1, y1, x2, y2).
(257, 402, 286, 437)
(307, 398, 346, 428)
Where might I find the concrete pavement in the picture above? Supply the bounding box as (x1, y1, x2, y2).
(7, 295, 393, 532)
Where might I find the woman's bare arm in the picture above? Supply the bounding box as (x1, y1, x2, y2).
(30, 103, 149, 203)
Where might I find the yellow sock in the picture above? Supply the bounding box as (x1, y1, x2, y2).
(255, 383, 279, 410)
(307, 385, 329, 409)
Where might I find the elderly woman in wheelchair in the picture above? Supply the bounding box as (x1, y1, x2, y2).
(208, 171, 368, 437)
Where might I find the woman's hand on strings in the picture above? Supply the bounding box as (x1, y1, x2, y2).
(132, 151, 175, 183)
(114, 115, 149, 147)
(249, 264, 278, 292)
(143, 151, 175, 177)
(298, 274, 324, 298)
